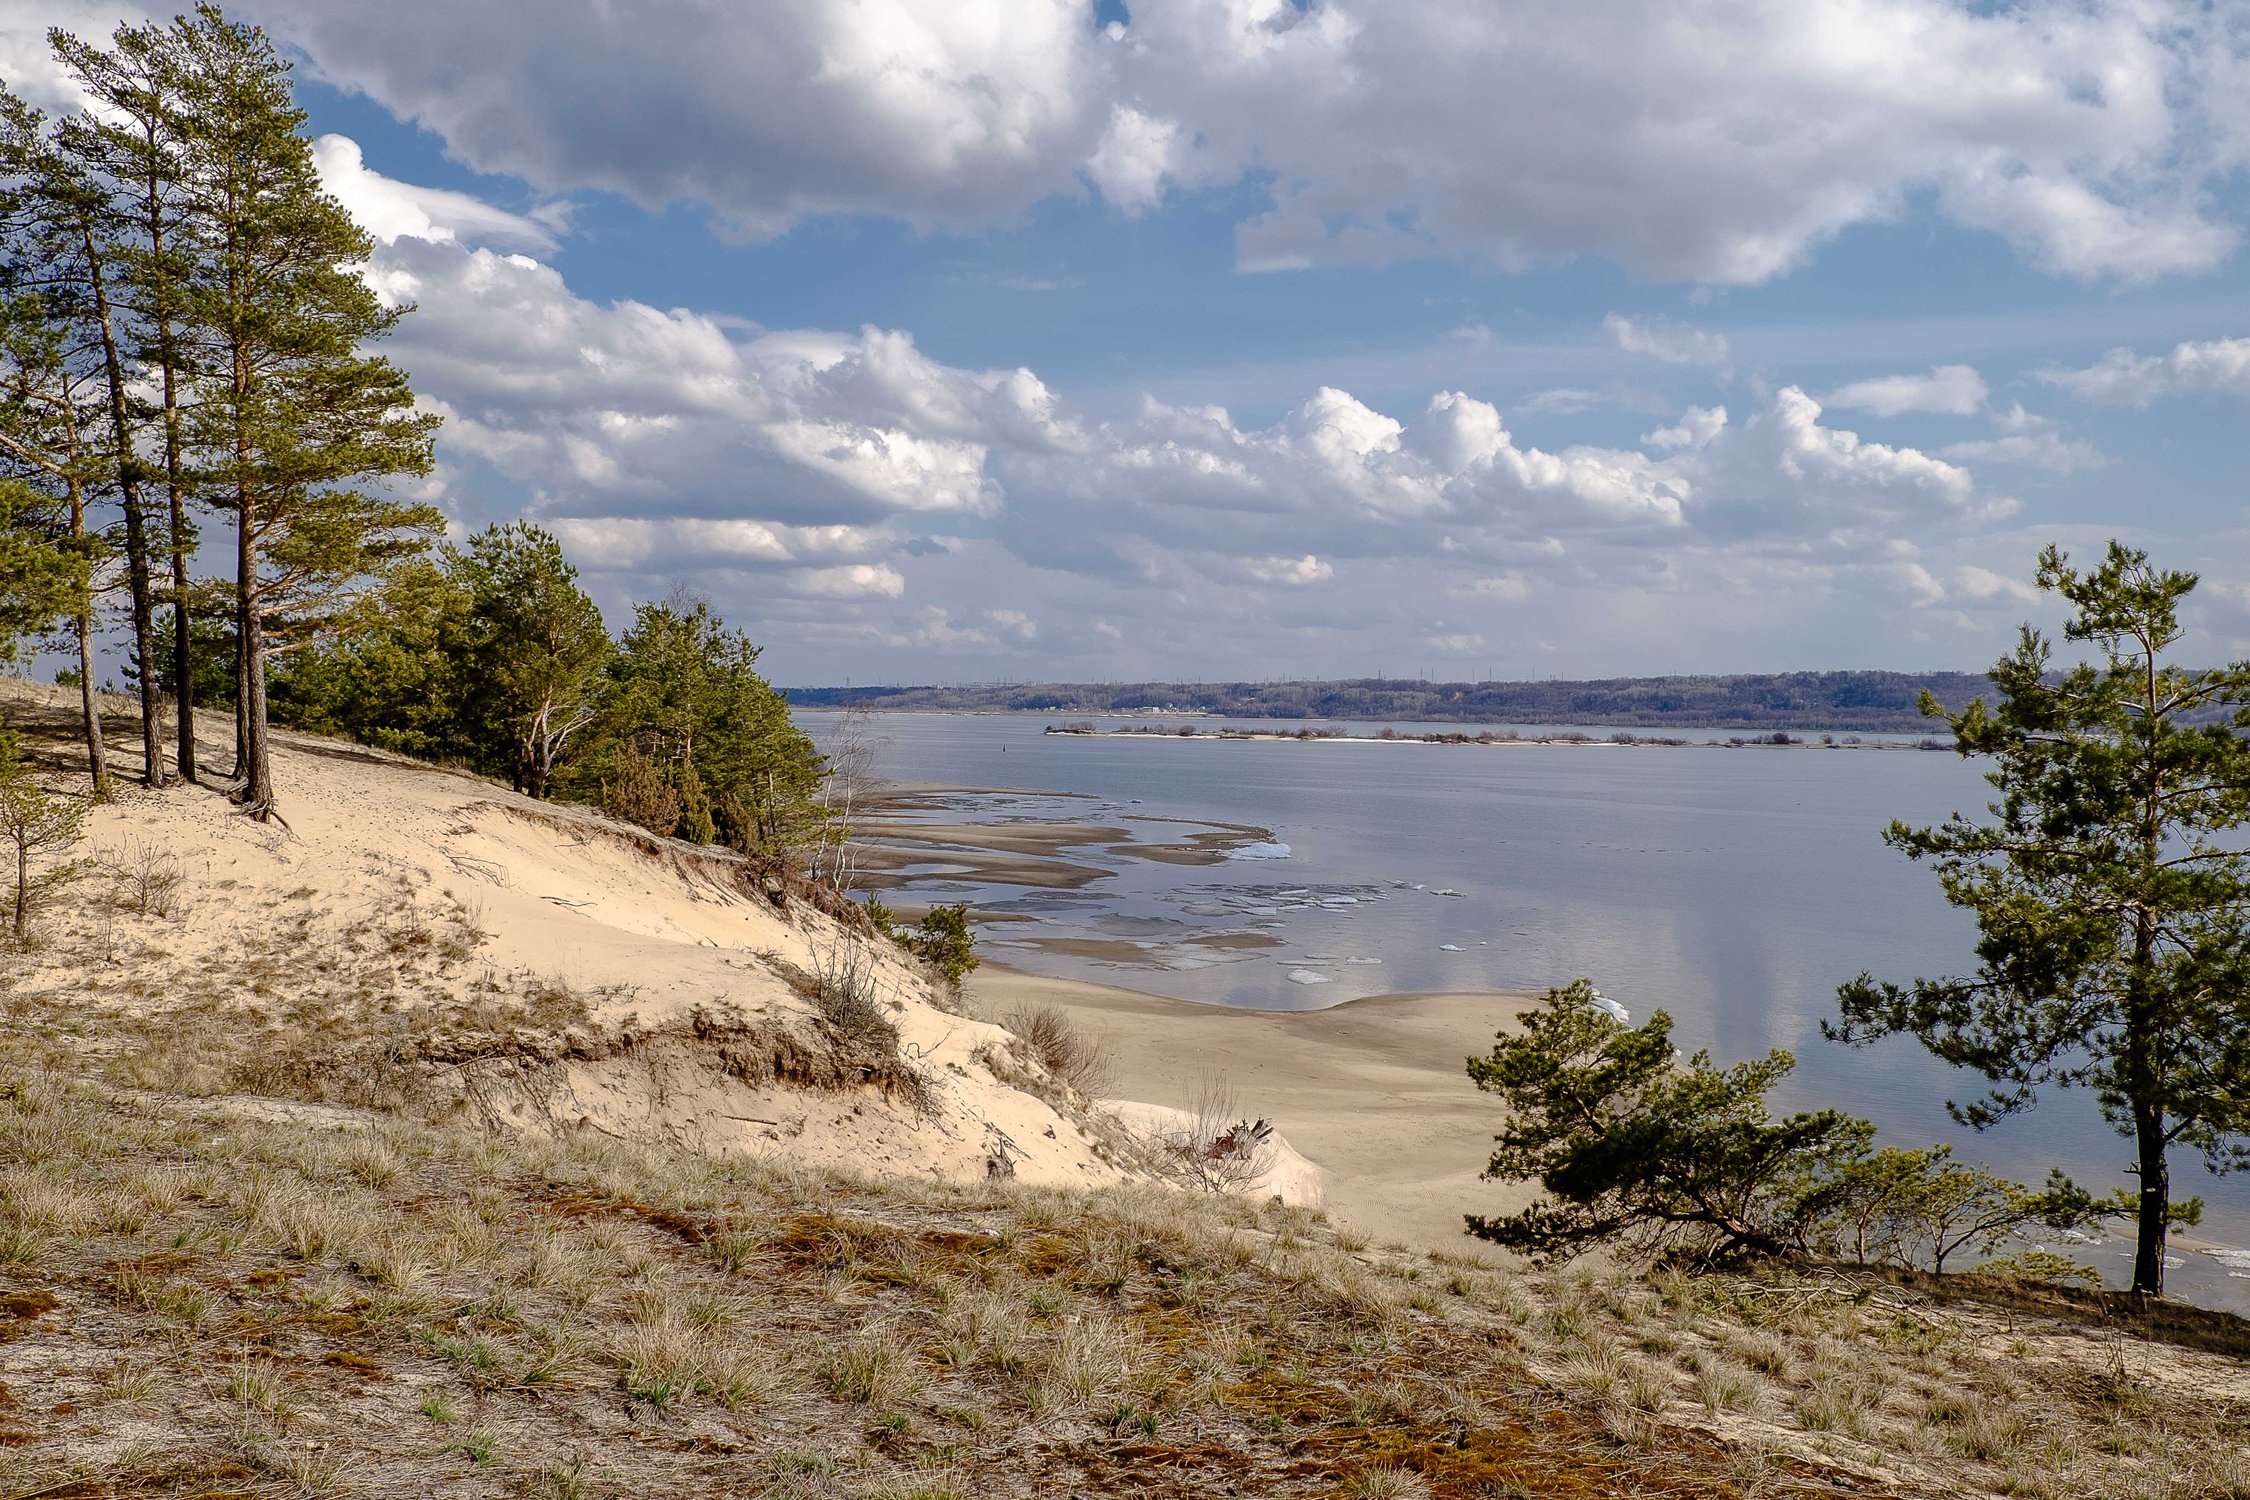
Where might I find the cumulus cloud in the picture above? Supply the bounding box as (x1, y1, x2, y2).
(1605, 315, 1731, 373)
(283, 140, 2036, 676)
(1823, 364, 1989, 418)
(1083, 105, 1179, 213)
(21, 0, 2234, 285)
(312, 136, 560, 251)
(2043, 337, 2250, 405)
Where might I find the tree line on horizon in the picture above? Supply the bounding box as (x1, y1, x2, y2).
(786, 669, 2005, 732)
(0, 7, 827, 853)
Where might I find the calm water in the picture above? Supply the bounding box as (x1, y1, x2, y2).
(819, 711, 2250, 1308)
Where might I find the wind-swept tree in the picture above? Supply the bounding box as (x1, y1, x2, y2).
(1834, 542, 2250, 1298)
(1467, 981, 1875, 1263)
(169, 11, 437, 818)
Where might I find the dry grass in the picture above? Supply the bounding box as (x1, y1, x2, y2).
(6, 1034, 2249, 1500)
(997, 1003, 1113, 1098)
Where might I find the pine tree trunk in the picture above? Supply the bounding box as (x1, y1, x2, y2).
(75, 603, 107, 799)
(81, 222, 166, 788)
(233, 494, 273, 819)
(2133, 1105, 2168, 1298)
(153, 204, 195, 784)
(63, 473, 108, 799)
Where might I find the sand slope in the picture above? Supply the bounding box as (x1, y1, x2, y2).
(7, 682, 1130, 1193)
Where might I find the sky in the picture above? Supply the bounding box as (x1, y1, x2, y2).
(9, 0, 2250, 686)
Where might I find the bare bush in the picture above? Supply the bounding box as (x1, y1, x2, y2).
(1144, 1074, 1278, 1194)
(1002, 1004, 1112, 1098)
(103, 838, 185, 919)
(803, 926, 937, 1117)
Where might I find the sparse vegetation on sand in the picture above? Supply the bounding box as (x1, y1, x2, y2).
(7, 1039, 2250, 1499)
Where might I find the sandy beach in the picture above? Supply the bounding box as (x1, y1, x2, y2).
(970, 965, 1540, 1255)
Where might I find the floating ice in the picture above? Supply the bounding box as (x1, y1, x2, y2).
(1585, 989, 1631, 1024)
(1225, 841, 1293, 861)
(1438, 943, 1463, 952)
(2209, 1248, 2250, 1270)
(1286, 969, 1333, 985)
(1435, 888, 1465, 898)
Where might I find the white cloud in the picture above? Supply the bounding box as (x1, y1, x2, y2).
(1470, 574, 1528, 600)
(245, 143, 2038, 677)
(1605, 315, 1731, 373)
(1083, 106, 1179, 213)
(1643, 406, 1727, 451)
(1823, 364, 1989, 418)
(1938, 404, 2108, 474)
(2043, 337, 2250, 406)
(264, 0, 1106, 241)
(20, 0, 2224, 285)
(1954, 564, 2041, 605)
(1246, 555, 1334, 585)
(312, 135, 559, 251)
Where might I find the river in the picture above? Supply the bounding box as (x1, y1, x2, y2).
(813, 709, 2250, 1310)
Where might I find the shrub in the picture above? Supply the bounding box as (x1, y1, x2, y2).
(0, 749, 88, 946)
(1465, 981, 1871, 1264)
(906, 904, 978, 992)
(600, 744, 680, 837)
(1002, 1004, 1111, 1097)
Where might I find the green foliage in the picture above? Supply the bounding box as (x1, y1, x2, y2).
(267, 560, 468, 758)
(0, 742, 88, 943)
(584, 598, 825, 854)
(1799, 1146, 2078, 1273)
(1465, 981, 1873, 1264)
(0, 476, 78, 663)
(905, 904, 979, 992)
(598, 743, 680, 838)
(451, 522, 609, 798)
(1833, 541, 2250, 1297)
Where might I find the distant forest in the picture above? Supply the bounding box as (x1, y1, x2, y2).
(785, 671, 1998, 733)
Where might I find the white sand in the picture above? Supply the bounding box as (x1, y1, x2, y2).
(970, 966, 1539, 1254)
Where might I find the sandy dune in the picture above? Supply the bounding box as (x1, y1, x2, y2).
(5, 681, 1132, 1193)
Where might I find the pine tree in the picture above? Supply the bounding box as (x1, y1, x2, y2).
(0, 280, 110, 794)
(0, 88, 167, 786)
(0, 476, 78, 670)
(1834, 542, 2250, 1297)
(50, 15, 203, 782)
(452, 523, 610, 798)
(167, 12, 437, 819)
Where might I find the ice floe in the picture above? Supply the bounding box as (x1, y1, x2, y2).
(1224, 841, 1294, 861)
(1286, 969, 1333, 985)
(1585, 988, 1631, 1024)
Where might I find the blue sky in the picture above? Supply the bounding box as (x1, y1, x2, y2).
(12, 0, 2250, 685)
